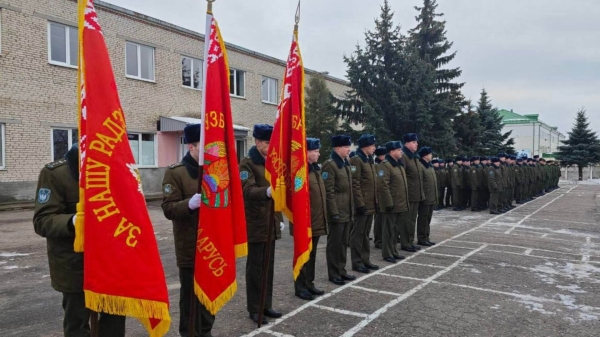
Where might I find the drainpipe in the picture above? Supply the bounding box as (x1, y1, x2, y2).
(538, 124, 541, 156)
(532, 123, 535, 156)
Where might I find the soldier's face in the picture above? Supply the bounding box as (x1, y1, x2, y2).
(362, 144, 376, 156)
(307, 149, 320, 164)
(390, 148, 402, 160)
(188, 142, 200, 162)
(334, 146, 351, 159)
(255, 139, 270, 157)
(405, 141, 418, 152)
(433, 163, 439, 168)
(449, 162, 454, 167)
(377, 155, 385, 161)
(422, 153, 433, 162)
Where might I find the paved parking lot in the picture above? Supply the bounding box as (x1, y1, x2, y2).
(1, 184, 599, 336)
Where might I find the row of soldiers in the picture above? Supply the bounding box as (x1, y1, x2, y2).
(431, 154, 561, 214)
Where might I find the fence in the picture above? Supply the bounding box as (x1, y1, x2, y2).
(560, 165, 600, 181)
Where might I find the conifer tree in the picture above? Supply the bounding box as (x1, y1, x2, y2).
(477, 89, 515, 155)
(305, 75, 339, 161)
(454, 99, 483, 156)
(556, 109, 600, 180)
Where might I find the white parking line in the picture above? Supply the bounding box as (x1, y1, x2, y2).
(310, 304, 368, 318)
(350, 285, 401, 297)
(263, 330, 295, 337)
(402, 262, 446, 269)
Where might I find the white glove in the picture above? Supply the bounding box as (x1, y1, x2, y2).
(71, 214, 77, 226)
(188, 193, 202, 210)
(280, 222, 285, 231)
(267, 186, 272, 198)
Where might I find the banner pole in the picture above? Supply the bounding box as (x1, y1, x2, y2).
(257, 203, 275, 328)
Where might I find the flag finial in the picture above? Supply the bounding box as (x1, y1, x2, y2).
(294, 0, 301, 32)
(207, 0, 215, 14)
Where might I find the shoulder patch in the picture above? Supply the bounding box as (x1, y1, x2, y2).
(163, 184, 173, 195)
(45, 159, 67, 170)
(321, 172, 329, 180)
(350, 165, 357, 173)
(378, 170, 385, 177)
(489, 171, 495, 175)
(37, 188, 51, 204)
(168, 162, 184, 169)
(240, 171, 249, 181)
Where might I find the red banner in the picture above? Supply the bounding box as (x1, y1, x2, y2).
(75, 1, 170, 336)
(194, 15, 248, 315)
(265, 30, 311, 280)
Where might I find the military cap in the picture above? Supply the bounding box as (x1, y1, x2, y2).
(253, 124, 274, 141)
(491, 157, 500, 163)
(374, 146, 387, 156)
(385, 141, 403, 152)
(331, 135, 352, 147)
(455, 156, 464, 162)
(432, 159, 439, 164)
(497, 153, 507, 158)
(445, 158, 454, 163)
(349, 151, 356, 158)
(418, 146, 432, 157)
(402, 133, 418, 143)
(306, 138, 321, 151)
(517, 157, 523, 162)
(471, 156, 480, 161)
(533, 155, 540, 159)
(357, 134, 376, 148)
(539, 158, 546, 162)
(183, 123, 201, 144)
(462, 156, 470, 162)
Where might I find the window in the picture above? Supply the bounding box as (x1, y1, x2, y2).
(229, 69, 245, 97)
(48, 22, 78, 68)
(51, 128, 78, 161)
(236, 140, 246, 163)
(261, 76, 278, 104)
(0, 124, 5, 169)
(128, 133, 156, 166)
(182, 56, 203, 90)
(125, 42, 155, 81)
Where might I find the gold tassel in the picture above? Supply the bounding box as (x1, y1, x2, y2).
(84, 290, 171, 320)
(234, 242, 248, 258)
(194, 280, 238, 316)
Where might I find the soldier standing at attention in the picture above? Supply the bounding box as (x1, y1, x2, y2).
(487, 157, 503, 214)
(293, 138, 327, 301)
(350, 134, 380, 274)
(239, 124, 284, 324)
(461, 157, 472, 210)
(451, 157, 464, 211)
(322, 135, 356, 286)
(515, 157, 525, 204)
(417, 147, 437, 246)
(445, 158, 454, 208)
(508, 156, 517, 208)
(470, 156, 481, 212)
(162, 124, 216, 336)
(373, 146, 388, 249)
(377, 141, 408, 263)
(34, 144, 126, 337)
(401, 133, 425, 252)
(433, 159, 446, 211)
(478, 157, 489, 211)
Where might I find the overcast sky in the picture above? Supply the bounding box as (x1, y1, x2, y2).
(104, 0, 600, 136)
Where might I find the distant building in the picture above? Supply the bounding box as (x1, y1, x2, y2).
(0, 0, 349, 203)
(498, 109, 565, 158)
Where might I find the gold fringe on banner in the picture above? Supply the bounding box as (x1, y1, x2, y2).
(194, 279, 238, 316)
(234, 242, 248, 258)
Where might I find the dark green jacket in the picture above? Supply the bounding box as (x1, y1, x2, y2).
(308, 163, 328, 236)
(420, 159, 438, 205)
(401, 147, 425, 202)
(377, 155, 409, 213)
(322, 152, 354, 223)
(469, 165, 480, 190)
(162, 152, 204, 268)
(487, 165, 503, 192)
(462, 165, 472, 190)
(239, 147, 283, 243)
(33, 157, 82, 293)
(350, 149, 378, 215)
(435, 166, 447, 190)
(451, 164, 463, 189)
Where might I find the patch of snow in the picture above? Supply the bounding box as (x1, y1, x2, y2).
(516, 300, 555, 315)
(469, 268, 482, 274)
(579, 312, 599, 320)
(556, 285, 586, 294)
(498, 262, 508, 267)
(3, 266, 19, 270)
(0, 252, 30, 257)
(490, 305, 501, 310)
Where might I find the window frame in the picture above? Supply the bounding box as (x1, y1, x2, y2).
(181, 56, 203, 90)
(0, 123, 5, 169)
(261, 76, 279, 104)
(125, 41, 156, 82)
(235, 139, 246, 163)
(127, 132, 158, 168)
(50, 128, 78, 162)
(47, 21, 78, 69)
(229, 68, 246, 98)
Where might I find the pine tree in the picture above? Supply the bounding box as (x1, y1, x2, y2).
(305, 75, 339, 161)
(409, 0, 463, 156)
(477, 89, 515, 155)
(556, 109, 600, 180)
(454, 99, 483, 156)
(337, 0, 437, 146)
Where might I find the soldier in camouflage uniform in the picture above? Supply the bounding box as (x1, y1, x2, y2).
(34, 144, 126, 337)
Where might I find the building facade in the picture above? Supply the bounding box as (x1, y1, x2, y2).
(0, 0, 349, 202)
(498, 109, 565, 158)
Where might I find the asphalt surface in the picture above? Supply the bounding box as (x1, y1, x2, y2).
(1, 183, 599, 336)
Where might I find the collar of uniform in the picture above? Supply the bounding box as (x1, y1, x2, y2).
(356, 148, 372, 163)
(309, 162, 321, 172)
(331, 151, 348, 169)
(375, 158, 383, 164)
(385, 154, 400, 167)
(402, 145, 419, 159)
(419, 158, 431, 168)
(65, 146, 80, 181)
(249, 146, 265, 165)
(182, 151, 199, 179)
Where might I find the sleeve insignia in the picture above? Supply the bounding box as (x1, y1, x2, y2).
(378, 170, 385, 177)
(350, 166, 357, 173)
(489, 171, 494, 175)
(321, 172, 329, 180)
(37, 188, 51, 204)
(240, 171, 249, 181)
(163, 184, 172, 195)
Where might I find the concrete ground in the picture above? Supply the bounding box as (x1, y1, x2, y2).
(1, 184, 599, 336)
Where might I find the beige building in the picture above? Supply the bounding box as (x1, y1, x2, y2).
(0, 0, 349, 202)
